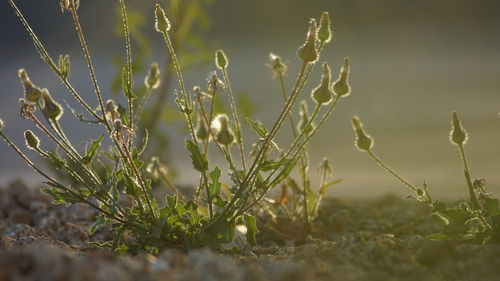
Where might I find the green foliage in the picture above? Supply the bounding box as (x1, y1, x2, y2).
(2, 0, 346, 253)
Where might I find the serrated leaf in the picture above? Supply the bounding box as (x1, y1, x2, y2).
(244, 214, 259, 246)
(41, 187, 81, 205)
(245, 117, 268, 138)
(89, 214, 106, 234)
(208, 167, 221, 198)
(82, 135, 104, 165)
(185, 139, 208, 172)
(64, 101, 102, 124)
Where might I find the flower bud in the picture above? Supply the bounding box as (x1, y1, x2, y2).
(318, 11, 332, 43)
(450, 112, 467, 145)
(41, 90, 63, 120)
(58, 54, 71, 79)
(298, 19, 318, 64)
(195, 114, 209, 141)
(18, 69, 42, 103)
(352, 116, 373, 151)
(155, 4, 171, 32)
(311, 62, 333, 105)
(268, 53, 287, 78)
(105, 99, 118, 120)
(215, 49, 228, 70)
(212, 114, 235, 146)
(333, 57, 351, 97)
(19, 98, 36, 119)
(297, 101, 315, 136)
(24, 130, 40, 150)
(145, 63, 161, 89)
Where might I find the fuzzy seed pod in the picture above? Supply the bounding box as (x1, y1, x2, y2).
(450, 112, 468, 145)
(18, 69, 42, 103)
(24, 130, 40, 150)
(312, 63, 333, 105)
(41, 90, 63, 120)
(268, 53, 287, 78)
(212, 114, 235, 146)
(298, 19, 318, 64)
(352, 116, 373, 151)
(318, 11, 332, 43)
(297, 101, 315, 135)
(215, 50, 228, 70)
(333, 58, 351, 97)
(155, 4, 171, 32)
(195, 115, 209, 141)
(145, 63, 161, 89)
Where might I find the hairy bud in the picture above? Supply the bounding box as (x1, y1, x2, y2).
(312, 62, 333, 105)
(212, 114, 235, 146)
(58, 54, 71, 79)
(450, 112, 468, 145)
(155, 4, 171, 32)
(24, 130, 40, 150)
(318, 11, 332, 43)
(145, 63, 161, 89)
(298, 19, 318, 64)
(333, 57, 351, 97)
(352, 116, 373, 151)
(195, 115, 209, 141)
(215, 49, 228, 70)
(18, 69, 42, 103)
(41, 90, 63, 120)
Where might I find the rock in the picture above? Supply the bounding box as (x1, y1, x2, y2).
(9, 208, 34, 224)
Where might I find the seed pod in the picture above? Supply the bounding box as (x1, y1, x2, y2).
(352, 116, 373, 151)
(333, 57, 351, 97)
(311, 62, 333, 105)
(450, 112, 468, 145)
(268, 53, 287, 78)
(24, 130, 40, 150)
(145, 63, 161, 89)
(41, 90, 63, 120)
(212, 114, 235, 146)
(297, 101, 315, 136)
(155, 4, 171, 32)
(298, 19, 318, 64)
(215, 50, 228, 70)
(318, 11, 332, 43)
(195, 114, 209, 141)
(18, 69, 42, 103)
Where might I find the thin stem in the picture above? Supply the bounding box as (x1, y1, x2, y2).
(119, 0, 134, 149)
(159, 171, 185, 201)
(221, 68, 247, 171)
(68, 5, 110, 131)
(134, 87, 154, 125)
(367, 149, 418, 192)
(458, 144, 480, 210)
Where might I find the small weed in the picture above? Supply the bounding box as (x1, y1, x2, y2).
(1, 0, 349, 252)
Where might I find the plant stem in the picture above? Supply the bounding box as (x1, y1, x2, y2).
(458, 143, 480, 210)
(119, 0, 134, 150)
(134, 87, 153, 125)
(221, 68, 247, 172)
(367, 149, 418, 192)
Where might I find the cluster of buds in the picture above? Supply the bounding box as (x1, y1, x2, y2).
(144, 63, 161, 90)
(19, 99, 36, 120)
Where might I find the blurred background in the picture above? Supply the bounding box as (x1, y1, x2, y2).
(1, 0, 499, 199)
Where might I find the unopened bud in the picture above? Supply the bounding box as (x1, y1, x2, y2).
(268, 53, 287, 78)
(105, 99, 118, 120)
(155, 4, 171, 32)
(450, 112, 467, 145)
(18, 69, 42, 103)
(297, 101, 315, 135)
(145, 63, 161, 89)
(58, 54, 70, 79)
(333, 57, 351, 97)
(60, 0, 79, 13)
(24, 130, 40, 150)
(215, 50, 228, 70)
(298, 19, 318, 64)
(311, 62, 333, 105)
(41, 90, 63, 120)
(212, 114, 234, 146)
(352, 116, 373, 151)
(318, 11, 332, 43)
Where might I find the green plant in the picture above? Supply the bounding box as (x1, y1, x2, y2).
(352, 113, 500, 243)
(2, 0, 349, 252)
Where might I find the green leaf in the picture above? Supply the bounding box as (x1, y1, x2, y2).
(245, 117, 268, 138)
(319, 179, 343, 196)
(89, 214, 106, 234)
(185, 139, 208, 172)
(427, 232, 450, 240)
(46, 151, 65, 170)
(244, 214, 259, 246)
(208, 167, 221, 198)
(41, 187, 81, 205)
(117, 104, 129, 126)
(64, 101, 102, 124)
(261, 158, 295, 171)
(211, 219, 235, 244)
(121, 67, 136, 99)
(82, 135, 104, 165)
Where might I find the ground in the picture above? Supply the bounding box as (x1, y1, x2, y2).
(1, 180, 499, 281)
